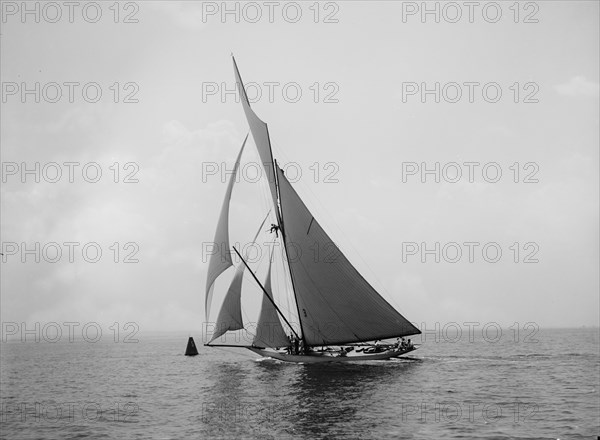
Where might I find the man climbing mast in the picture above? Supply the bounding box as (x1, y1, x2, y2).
(269, 223, 280, 238)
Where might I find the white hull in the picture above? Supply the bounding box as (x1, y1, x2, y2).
(248, 346, 417, 363)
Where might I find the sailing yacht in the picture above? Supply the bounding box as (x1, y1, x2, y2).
(204, 56, 421, 363)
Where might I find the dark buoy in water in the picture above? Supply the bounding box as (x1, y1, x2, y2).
(185, 337, 199, 356)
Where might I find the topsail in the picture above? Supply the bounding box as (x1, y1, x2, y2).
(232, 57, 280, 220)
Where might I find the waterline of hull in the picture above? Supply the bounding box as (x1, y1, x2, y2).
(247, 346, 417, 363)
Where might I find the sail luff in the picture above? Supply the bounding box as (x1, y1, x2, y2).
(208, 264, 245, 343)
(205, 134, 248, 321)
(231, 55, 251, 107)
(232, 56, 281, 223)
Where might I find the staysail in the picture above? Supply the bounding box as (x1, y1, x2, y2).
(232, 56, 280, 220)
(208, 212, 271, 343)
(205, 134, 247, 321)
(252, 258, 291, 348)
(208, 263, 245, 342)
(276, 166, 421, 346)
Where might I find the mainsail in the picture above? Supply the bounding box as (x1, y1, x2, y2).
(252, 258, 290, 348)
(205, 134, 247, 321)
(277, 166, 421, 346)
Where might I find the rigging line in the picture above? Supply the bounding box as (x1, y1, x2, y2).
(268, 236, 284, 310)
(232, 246, 300, 341)
(280, 243, 299, 329)
(265, 124, 283, 226)
(256, 154, 272, 223)
(274, 162, 307, 344)
(307, 217, 315, 235)
(226, 209, 272, 340)
(270, 237, 294, 328)
(268, 236, 294, 328)
(252, 149, 281, 274)
(279, 240, 293, 320)
(243, 135, 270, 226)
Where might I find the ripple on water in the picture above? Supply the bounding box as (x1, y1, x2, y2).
(0, 329, 598, 440)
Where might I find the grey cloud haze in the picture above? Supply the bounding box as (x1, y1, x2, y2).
(1, 1, 598, 334)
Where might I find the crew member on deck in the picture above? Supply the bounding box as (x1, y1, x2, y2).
(374, 340, 381, 352)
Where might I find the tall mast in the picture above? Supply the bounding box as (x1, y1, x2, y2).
(274, 161, 308, 344)
(232, 55, 306, 344)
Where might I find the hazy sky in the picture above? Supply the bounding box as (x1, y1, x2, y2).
(1, 1, 598, 339)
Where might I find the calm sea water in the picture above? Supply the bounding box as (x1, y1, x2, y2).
(1, 328, 598, 439)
